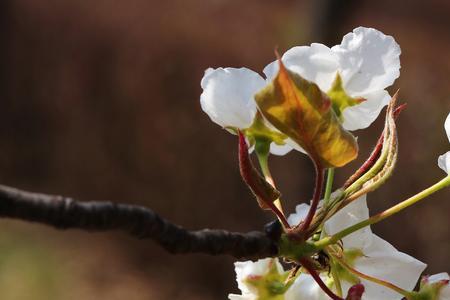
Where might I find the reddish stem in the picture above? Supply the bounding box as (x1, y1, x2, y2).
(300, 258, 343, 300)
(299, 163, 324, 232)
(267, 201, 291, 229)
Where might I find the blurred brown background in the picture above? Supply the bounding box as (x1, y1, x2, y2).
(0, 0, 449, 299)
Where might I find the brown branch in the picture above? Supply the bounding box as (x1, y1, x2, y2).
(0, 184, 277, 260)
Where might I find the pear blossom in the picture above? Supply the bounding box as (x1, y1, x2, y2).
(229, 258, 332, 300)
(200, 67, 263, 130)
(287, 195, 426, 299)
(200, 27, 400, 158)
(228, 258, 286, 300)
(438, 113, 450, 174)
(264, 27, 401, 131)
(423, 273, 450, 300)
(411, 273, 450, 300)
(200, 67, 301, 156)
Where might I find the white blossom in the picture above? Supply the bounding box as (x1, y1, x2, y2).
(200, 67, 264, 130)
(427, 273, 450, 300)
(264, 27, 401, 131)
(438, 113, 450, 174)
(228, 258, 284, 300)
(200, 27, 401, 157)
(229, 257, 332, 300)
(200, 67, 296, 155)
(287, 195, 426, 300)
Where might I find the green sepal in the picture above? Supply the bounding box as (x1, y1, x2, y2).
(327, 73, 365, 121)
(332, 248, 364, 285)
(407, 276, 449, 300)
(245, 259, 296, 300)
(244, 112, 289, 149)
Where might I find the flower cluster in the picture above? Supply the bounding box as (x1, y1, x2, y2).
(199, 27, 450, 300)
(230, 195, 426, 300)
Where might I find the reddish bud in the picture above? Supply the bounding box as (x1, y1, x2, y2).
(344, 95, 406, 189)
(346, 283, 365, 300)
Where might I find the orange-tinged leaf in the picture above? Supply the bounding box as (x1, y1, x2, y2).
(254, 60, 358, 168)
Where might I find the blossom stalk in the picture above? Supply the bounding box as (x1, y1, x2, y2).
(254, 138, 284, 214)
(324, 168, 335, 206)
(299, 164, 325, 232)
(316, 176, 450, 249)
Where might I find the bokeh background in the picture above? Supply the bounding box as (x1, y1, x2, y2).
(0, 0, 449, 299)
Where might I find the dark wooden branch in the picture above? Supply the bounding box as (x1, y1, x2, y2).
(0, 184, 277, 260)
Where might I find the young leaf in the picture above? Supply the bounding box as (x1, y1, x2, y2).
(254, 60, 358, 168)
(343, 93, 400, 204)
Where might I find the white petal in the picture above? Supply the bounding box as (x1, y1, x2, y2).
(200, 67, 265, 129)
(263, 43, 339, 92)
(234, 258, 283, 295)
(285, 274, 330, 300)
(445, 113, 450, 143)
(270, 138, 306, 156)
(429, 273, 450, 283)
(352, 235, 426, 300)
(438, 151, 450, 174)
(439, 284, 450, 300)
(332, 27, 401, 95)
(342, 90, 391, 131)
(287, 203, 310, 227)
(270, 142, 293, 156)
(324, 195, 373, 249)
(228, 294, 254, 300)
(428, 273, 450, 300)
(288, 191, 343, 227)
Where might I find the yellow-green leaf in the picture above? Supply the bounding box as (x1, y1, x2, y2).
(254, 60, 358, 168)
(327, 73, 365, 121)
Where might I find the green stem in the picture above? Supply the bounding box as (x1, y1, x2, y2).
(329, 258, 343, 297)
(255, 138, 284, 215)
(256, 149, 272, 182)
(324, 168, 335, 206)
(315, 176, 450, 249)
